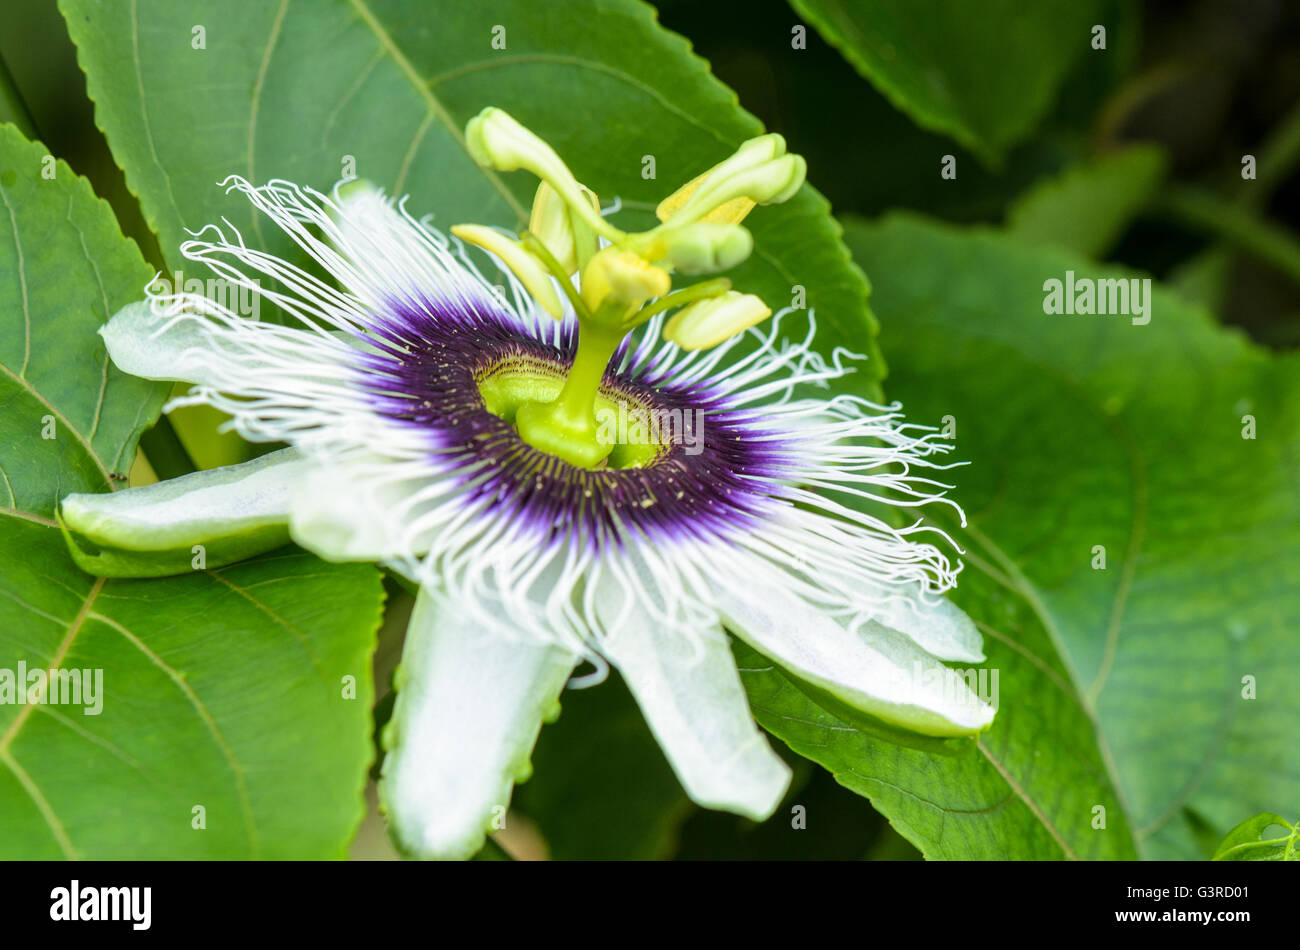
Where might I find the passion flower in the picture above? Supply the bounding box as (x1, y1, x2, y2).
(59, 107, 994, 860)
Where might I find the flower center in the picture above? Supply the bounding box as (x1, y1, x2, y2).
(449, 107, 807, 471)
(475, 358, 662, 470)
(511, 309, 633, 469)
(352, 294, 789, 548)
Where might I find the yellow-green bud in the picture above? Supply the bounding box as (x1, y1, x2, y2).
(528, 181, 600, 274)
(663, 291, 772, 350)
(580, 246, 672, 314)
(465, 107, 617, 242)
(694, 134, 788, 197)
(465, 107, 551, 173)
(659, 222, 754, 274)
(703, 154, 806, 209)
(656, 133, 803, 228)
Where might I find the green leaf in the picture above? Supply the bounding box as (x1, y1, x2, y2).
(1211, 812, 1299, 861)
(748, 214, 1298, 859)
(739, 639, 1130, 859)
(0, 534, 383, 858)
(789, 0, 1110, 162)
(59, 0, 882, 395)
(0, 124, 384, 858)
(670, 740, 922, 860)
(1006, 145, 1167, 258)
(0, 123, 164, 515)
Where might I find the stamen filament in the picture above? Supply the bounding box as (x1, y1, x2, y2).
(630, 277, 732, 327)
(519, 231, 592, 320)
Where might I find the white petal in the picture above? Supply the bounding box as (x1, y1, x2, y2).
(596, 581, 791, 821)
(100, 300, 226, 386)
(61, 447, 306, 546)
(287, 454, 427, 563)
(379, 587, 577, 860)
(101, 300, 357, 391)
(861, 581, 985, 663)
(716, 583, 995, 737)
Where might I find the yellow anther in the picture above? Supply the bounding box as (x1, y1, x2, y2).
(656, 134, 802, 227)
(658, 221, 754, 275)
(528, 181, 601, 274)
(663, 291, 772, 350)
(580, 246, 672, 314)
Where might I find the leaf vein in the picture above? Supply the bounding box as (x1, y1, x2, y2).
(247, 0, 291, 248)
(0, 576, 103, 756)
(345, 0, 526, 221)
(977, 737, 1078, 860)
(90, 609, 261, 857)
(0, 181, 31, 377)
(0, 750, 78, 858)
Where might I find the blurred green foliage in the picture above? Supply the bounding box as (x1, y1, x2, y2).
(658, 0, 1300, 348)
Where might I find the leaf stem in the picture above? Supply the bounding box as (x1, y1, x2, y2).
(519, 230, 590, 320)
(1153, 98, 1300, 301)
(1155, 186, 1300, 290)
(0, 54, 38, 140)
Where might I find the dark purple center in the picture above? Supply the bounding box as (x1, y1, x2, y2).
(350, 295, 792, 548)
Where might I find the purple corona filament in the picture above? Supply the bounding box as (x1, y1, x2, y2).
(352, 295, 789, 549)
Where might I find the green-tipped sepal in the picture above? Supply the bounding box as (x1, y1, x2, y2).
(59, 448, 306, 578)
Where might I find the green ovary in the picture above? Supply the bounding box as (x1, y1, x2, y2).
(476, 365, 663, 470)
